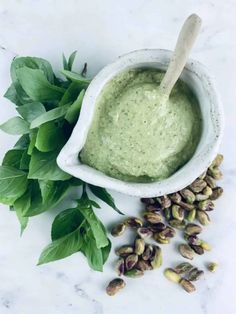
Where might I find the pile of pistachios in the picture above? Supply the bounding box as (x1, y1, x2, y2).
(106, 154, 223, 296)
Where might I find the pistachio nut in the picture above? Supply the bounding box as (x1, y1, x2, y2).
(178, 201, 195, 211)
(169, 219, 186, 230)
(207, 167, 223, 180)
(143, 211, 162, 224)
(136, 259, 153, 271)
(197, 210, 210, 225)
(198, 199, 214, 211)
(203, 186, 213, 196)
(134, 238, 145, 255)
(169, 192, 182, 204)
(185, 223, 202, 236)
(158, 226, 176, 239)
(189, 178, 207, 193)
(163, 207, 172, 220)
(160, 195, 172, 208)
(141, 197, 155, 205)
(179, 244, 195, 260)
(153, 233, 170, 244)
(211, 154, 223, 168)
(137, 227, 153, 239)
(111, 223, 126, 237)
(186, 209, 196, 222)
(142, 244, 154, 261)
(115, 258, 125, 276)
(146, 203, 161, 212)
(189, 244, 204, 255)
(187, 268, 204, 281)
(125, 254, 138, 270)
(164, 268, 181, 283)
(185, 234, 201, 246)
(205, 175, 217, 189)
(195, 193, 209, 201)
(125, 217, 143, 228)
(199, 240, 211, 251)
(116, 245, 134, 257)
(208, 262, 218, 273)
(179, 278, 196, 293)
(210, 187, 223, 200)
(171, 204, 184, 221)
(180, 189, 196, 204)
(124, 269, 144, 278)
(106, 278, 126, 296)
(148, 222, 166, 232)
(174, 262, 194, 274)
(150, 246, 163, 269)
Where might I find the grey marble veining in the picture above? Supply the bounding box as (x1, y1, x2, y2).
(0, 1, 236, 313)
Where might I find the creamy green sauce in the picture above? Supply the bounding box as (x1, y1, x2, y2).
(80, 68, 202, 182)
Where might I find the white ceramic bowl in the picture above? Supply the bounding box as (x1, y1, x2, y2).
(57, 49, 224, 197)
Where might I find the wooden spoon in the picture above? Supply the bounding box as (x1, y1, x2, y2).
(160, 14, 202, 98)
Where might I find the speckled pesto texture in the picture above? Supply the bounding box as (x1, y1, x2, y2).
(80, 68, 202, 182)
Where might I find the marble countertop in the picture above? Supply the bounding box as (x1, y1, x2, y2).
(0, 1, 236, 313)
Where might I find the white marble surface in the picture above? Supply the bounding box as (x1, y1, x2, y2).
(0, 0, 236, 313)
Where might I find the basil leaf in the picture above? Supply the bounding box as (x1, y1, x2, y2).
(65, 89, 85, 124)
(4, 83, 23, 106)
(62, 53, 68, 70)
(19, 150, 30, 170)
(27, 129, 37, 155)
(24, 180, 71, 217)
(16, 102, 46, 123)
(89, 185, 124, 215)
(61, 70, 90, 86)
(68, 51, 77, 71)
(11, 56, 55, 84)
(81, 232, 104, 272)
(51, 207, 84, 241)
(15, 208, 29, 235)
(58, 82, 82, 107)
(38, 227, 83, 265)
(0, 166, 28, 205)
(14, 134, 30, 149)
(0, 117, 30, 135)
(77, 199, 108, 249)
(102, 239, 111, 264)
(30, 104, 69, 129)
(17, 67, 65, 102)
(35, 121, 66, 152)
(14, 190, 31, 234)
(28, 149, 71, 181)
(2, 149, 25, 168)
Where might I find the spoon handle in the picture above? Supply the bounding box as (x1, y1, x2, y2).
(160, 14, 202, 97)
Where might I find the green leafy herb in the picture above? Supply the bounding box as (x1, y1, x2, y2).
(89, 184, 124, 215)
(0, 117, 29, 135)
(0, 52, 121, 271)
(0, 166, 28, 205)
(17, 67, 65, 102)
(16, 102, 46, 122)
(30, 104, 69, 129)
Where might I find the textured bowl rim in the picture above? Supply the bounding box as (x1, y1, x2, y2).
(57, 49, 224, 197)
